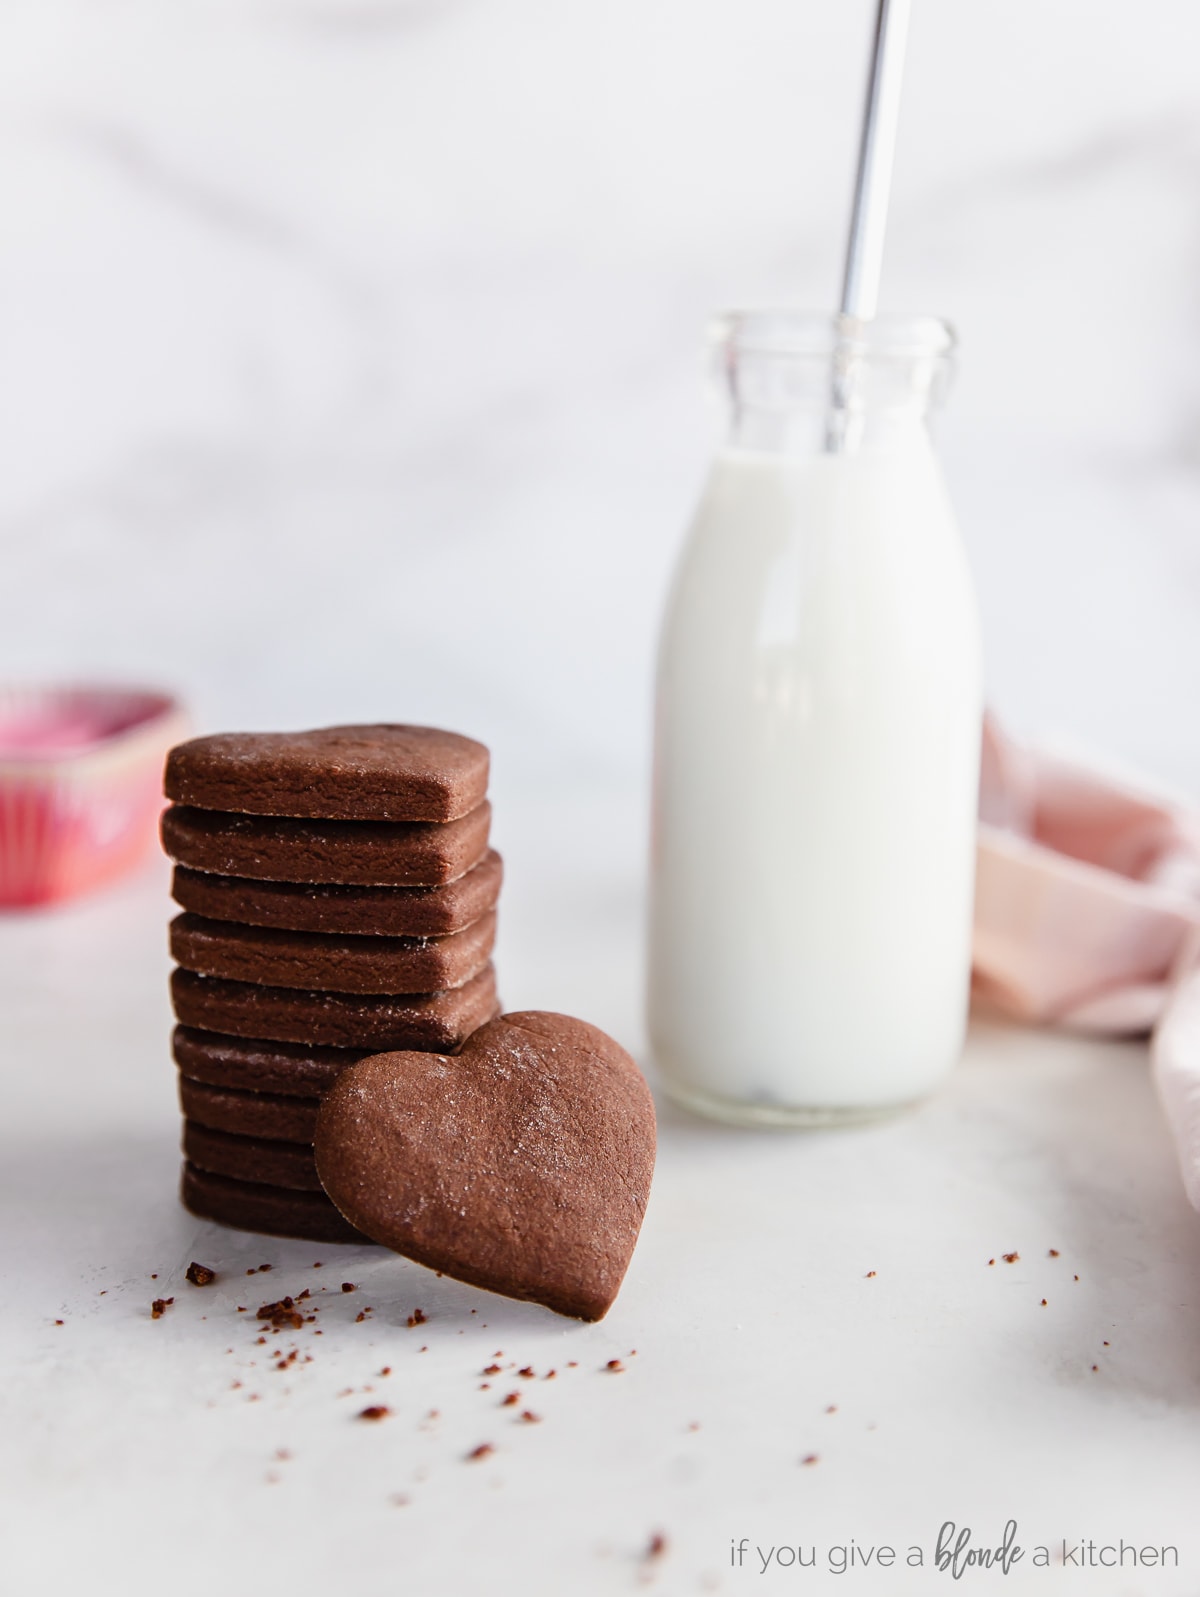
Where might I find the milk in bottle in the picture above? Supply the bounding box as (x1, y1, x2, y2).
(647, 313, 982, 1124)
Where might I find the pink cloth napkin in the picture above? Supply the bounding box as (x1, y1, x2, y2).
(974, 719, 1200, 1209)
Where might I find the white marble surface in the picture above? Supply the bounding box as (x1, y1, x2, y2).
(5, 861, 1200, 1597)
(3, 2, 1200, 1592)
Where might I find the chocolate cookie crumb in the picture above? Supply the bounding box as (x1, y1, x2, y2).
(1041, 1299, 1048, 1307)
(359, 1406, 390, 1421)
(407, 1308, 428, 1328)
(466, 1443, 494, 1462)
(482, 1364, 501, 1375)
(517, 1366, 535, 1378)
(257, 1298, 303, 1330)
(1002, 1252, 1019, 1263)
(151, 1298, 174, 1319)
(1048, 1248, 1060, 1257)
(646, 1532, 668, 1560)
(519, 1411, 540, 1424)
(342, 1282, 356, 1293)
(186, 1262, 216, 1287)
(801, 1454, 819, 1466)
(865, 1270, 877, 1278)
(604, 1359, 624, 1373)
(501, 1393, 519, 1407)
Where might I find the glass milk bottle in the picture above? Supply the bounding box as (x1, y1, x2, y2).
(647, 313, 982, 1125)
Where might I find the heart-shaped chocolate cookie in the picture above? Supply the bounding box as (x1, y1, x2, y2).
(314, 1012, 656, 1321)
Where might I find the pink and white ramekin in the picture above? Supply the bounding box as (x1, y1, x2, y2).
(0, 685, 187, 908)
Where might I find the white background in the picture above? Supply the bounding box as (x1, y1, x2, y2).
(3, 3, 1200, 1593)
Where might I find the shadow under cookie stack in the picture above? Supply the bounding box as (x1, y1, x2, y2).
(160, 725, 501, 1244)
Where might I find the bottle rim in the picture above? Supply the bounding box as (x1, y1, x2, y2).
(712, 311, 956, 362)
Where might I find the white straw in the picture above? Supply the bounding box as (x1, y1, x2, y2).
(840, 0, 912, 322)
(826, 0, 912, 451)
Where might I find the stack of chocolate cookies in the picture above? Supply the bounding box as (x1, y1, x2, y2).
(161, 725, 501, 1243)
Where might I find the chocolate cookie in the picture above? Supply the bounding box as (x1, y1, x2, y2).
(182, 1161, 367, 1244)
(161, 802, 491, 888)
(180, 1076, 321, 1144)
(165, 725, 489, 823)
(183, 1120, 321, 1190)
(173, 1027, 365, 1098)
(314, 1011, 657, 1321)
(170, 962, 499, 1052)
(170, 910, 496, 995)
(171, 850, 503, 937)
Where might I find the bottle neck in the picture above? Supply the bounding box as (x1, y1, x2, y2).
(714, 311, 954, 459)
